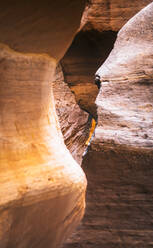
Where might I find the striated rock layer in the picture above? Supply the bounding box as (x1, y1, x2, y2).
(81, 0, 152, 32)
(0, 1, 87, 247)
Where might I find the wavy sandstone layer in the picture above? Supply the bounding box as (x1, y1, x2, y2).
(0, 44, 87, 248)
(0, 1, 87, 247)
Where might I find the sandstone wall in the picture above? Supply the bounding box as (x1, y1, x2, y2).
(0, 0, 86, 60)
(53, 64, 90, 165)
(0, 1, 87, 247)
(81, 0, 152, 31)
(72, 3, 153, 248)
(64, 2, 153, 248)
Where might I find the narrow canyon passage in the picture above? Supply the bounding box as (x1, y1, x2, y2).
(0, 1, 153, 248)
(53, 29, 117, 164)
(59, 30, 119, 248)
(61, 30, 117, 118)
(62, 3, 153, 247)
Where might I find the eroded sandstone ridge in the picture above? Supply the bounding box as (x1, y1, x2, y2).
(74, 3, 153, 248)
(0, 1, 87, 248)
(96, 2, 153, 149)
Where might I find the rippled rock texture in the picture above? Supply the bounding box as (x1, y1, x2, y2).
(0, 1, 87, 248)
(65, 3, 153, 248)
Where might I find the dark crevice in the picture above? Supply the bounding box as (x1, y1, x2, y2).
(61, 29, 117, 118)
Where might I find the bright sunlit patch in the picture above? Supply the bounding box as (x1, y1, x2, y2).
(85, 118, 96, 146)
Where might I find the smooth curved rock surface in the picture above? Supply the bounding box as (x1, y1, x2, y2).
(0, 1, 87, 247)
(96, 2, 153, 149)
(0, 0, 86, 60)
(0, 44, 87, 248)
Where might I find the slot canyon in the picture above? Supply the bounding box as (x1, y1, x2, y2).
(0, 1, 153, 248)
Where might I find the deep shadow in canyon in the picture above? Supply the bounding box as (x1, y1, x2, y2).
(61, 30, 117, 118)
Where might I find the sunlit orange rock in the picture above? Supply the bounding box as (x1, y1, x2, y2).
(0, 43, 86, 248)
(0, 1, 87, 247)
(81, 0, 152, 31)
